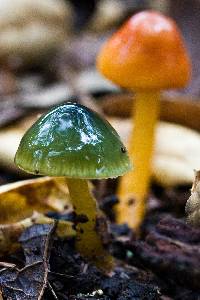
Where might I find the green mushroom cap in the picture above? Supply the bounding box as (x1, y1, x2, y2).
(15, 103, 132, 179)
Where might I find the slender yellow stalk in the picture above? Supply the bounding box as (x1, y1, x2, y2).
(117, 91, 160, 230)
(66, 178, 113, 271)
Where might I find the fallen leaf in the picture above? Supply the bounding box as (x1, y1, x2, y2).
(0, 212, 75, 256)
(110, 118, 200, 186)
(0, 177, 71, 224)
(185, 170, 200, 226)
(0, 223, 55, 300)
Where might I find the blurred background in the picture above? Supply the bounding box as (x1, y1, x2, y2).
(0, 0, 199, 185)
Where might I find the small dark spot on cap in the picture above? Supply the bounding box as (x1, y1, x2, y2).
(121, 147, 127, 153)
(127, 198, 135, 206)
(80, 229, 84, 234)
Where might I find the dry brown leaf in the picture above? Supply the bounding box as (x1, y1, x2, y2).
(110, 118, 200, 186)
(0, 222, 55, 300)
(0, 177, 71, 224)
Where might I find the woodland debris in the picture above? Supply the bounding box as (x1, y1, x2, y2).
(47, 238, 160, 300)
(0, 177, 71, 224)
(125, 216, 200, 290)
(0, 223, 55, 299)
(185, 170, 200, 226)
(0, 212, 75, 257)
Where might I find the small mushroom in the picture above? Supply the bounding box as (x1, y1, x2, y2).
(97, 10, 191, 230)
(15, 102, 131, 270)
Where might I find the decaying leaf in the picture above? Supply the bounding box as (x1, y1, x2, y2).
(0, 212, 75, 256)
(185, 170, 200, 226)
(0, 177, 71, 224)
(110, 118, 200, 186)
(125, 216, 200, 290)
(0, 223, 55, 300)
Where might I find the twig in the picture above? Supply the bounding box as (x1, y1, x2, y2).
(47, 281, 59, 300)
(49, 270, 74, 278)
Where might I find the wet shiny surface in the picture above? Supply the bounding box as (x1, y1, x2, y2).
(15, 103, 131, 178)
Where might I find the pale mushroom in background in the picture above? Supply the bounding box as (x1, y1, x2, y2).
(0, 0, 72, 64)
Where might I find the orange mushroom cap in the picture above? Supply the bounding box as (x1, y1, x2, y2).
(97, 10, 191, 91)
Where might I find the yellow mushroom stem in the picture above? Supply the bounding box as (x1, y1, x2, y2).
(66, 178, 113, 271)
(117, 91, 160, 230)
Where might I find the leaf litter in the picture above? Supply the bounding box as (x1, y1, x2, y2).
(0, 222, 55, 300)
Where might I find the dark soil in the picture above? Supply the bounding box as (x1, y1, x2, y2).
(46, 237, 160, 300)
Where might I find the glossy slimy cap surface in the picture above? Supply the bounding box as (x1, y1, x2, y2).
(15, 103, 131, 179)
(97, 10, 191, 90)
